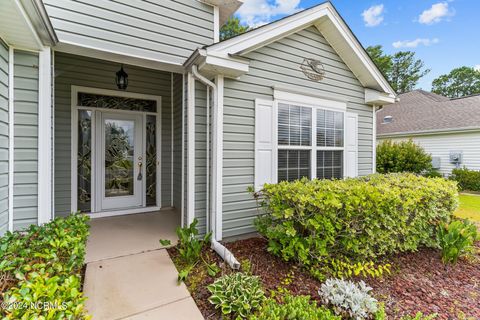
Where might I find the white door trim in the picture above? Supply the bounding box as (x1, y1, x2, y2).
(70, 86, 162, 216)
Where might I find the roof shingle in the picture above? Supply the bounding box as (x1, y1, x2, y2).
(377, 90, 480, 136)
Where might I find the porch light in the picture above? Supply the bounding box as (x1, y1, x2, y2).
(115, 65, 128, 90)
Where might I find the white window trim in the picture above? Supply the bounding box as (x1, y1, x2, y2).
(274, 93, 347, 182)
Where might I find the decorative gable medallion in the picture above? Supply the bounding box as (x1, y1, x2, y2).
(300, 58, 325, 82)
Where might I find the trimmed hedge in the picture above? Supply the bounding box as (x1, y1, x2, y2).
(0, 214, 90, 319)
(254, 173, 458, 266)
(450, 167, 480, 191)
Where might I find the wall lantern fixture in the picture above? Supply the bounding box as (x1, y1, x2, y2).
(115, 65, 128, 90)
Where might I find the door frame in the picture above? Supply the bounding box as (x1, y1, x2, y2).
(70, 85, 162, 217)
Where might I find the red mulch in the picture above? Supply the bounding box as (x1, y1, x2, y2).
(167, 237, 480, 319)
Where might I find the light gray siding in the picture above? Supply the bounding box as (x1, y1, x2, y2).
(195, 82, 209, 234)
(0, 40, 9, 235)
(381, 132, 480, 176)
(43, 0, 214, 66)
(13, 51, 39, 230)
(222, 26, 374, 238)
(173, 73, 183, 209)
(54, 52, 174, 216)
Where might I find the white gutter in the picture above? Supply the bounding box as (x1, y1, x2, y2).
(191, 65, 240, 270)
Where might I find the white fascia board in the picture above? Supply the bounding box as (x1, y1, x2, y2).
(378, 127, 480, 138)
(199, 0, 243, 25)
(207, 4, 330, 55)
(365, 88, 396, 105)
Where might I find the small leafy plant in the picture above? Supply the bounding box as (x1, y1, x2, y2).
(208, 272, 265, 318)
(400, 312, 437, 320)
(437, 219, 479, 264)
(319, 278, 378, 320)
(311, 259, 391, 281)
(250, 294, 340, 320)
(163, 218, 219, 283)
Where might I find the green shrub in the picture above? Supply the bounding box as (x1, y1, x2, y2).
(376, 139, 432, 174)
(250, 294, 340, 320)
(0, 213, 90, 319)
(437, 219, 479, 264)
(208, 272, 265, 318)
(450, 167, 480, 191)
(253, 173, 458, 269)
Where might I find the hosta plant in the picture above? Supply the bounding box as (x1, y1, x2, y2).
(208, 272, 265, 318)
(319, 278, 378, 320)
(437, 219, 479, 264)
(249, 294, 340, 320)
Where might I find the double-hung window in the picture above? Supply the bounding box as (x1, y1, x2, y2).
(277, 102, 344, 182)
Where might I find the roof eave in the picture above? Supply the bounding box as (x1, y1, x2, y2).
(202, 2, 396, 98)
(200, 0, 243, 25)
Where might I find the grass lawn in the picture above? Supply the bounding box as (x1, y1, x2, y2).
(455, 193, 480, 222)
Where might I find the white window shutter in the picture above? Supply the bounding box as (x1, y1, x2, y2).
(345, 112, 358, 178)
(255, 99, 276, 190)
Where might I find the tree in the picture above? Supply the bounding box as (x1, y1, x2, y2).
(220, 16, 250, 41)
(431, 66, 480, 98)
(390, 51, 430, 94)
(366, 45, 430, 94)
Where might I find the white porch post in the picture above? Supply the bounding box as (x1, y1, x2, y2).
(37, 47, 52, 225)
(212, 75, 223, 240)
(186, 72, 195, 225)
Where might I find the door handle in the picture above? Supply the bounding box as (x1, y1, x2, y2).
(137, 162, 143, 181)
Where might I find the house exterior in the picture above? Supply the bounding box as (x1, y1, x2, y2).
(0, 0, 395, 239)
(377, 90, 480, 176)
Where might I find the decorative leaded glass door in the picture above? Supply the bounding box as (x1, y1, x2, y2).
(98, 112, 144, 210)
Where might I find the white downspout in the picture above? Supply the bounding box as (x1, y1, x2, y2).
(191, 65, 240, 270)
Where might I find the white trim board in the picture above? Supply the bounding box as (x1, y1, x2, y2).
(70, 86, 162, 217)
(8, 47, 14, 232)
(37, 47, 53, 225)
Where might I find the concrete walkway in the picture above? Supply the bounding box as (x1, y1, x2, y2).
(83, 211, 204, 319)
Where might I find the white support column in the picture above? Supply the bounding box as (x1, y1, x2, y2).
(8, 47, 14, 232)
(187, 72, 196, 225)
(212, 75, 224, 240)
(372, 105, 377, 174)
(37, 47, 52, 225)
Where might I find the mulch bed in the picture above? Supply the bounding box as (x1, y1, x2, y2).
(167, 237, 480, 319)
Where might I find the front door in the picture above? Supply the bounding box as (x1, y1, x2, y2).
(98, 112, 144, 211)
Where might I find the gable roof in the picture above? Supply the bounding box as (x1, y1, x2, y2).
(377, 90, 480, 137)
(186, 1, 396, 103)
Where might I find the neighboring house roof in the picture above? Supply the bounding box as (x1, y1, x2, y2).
(377, 90, 480, 137)
(186, 1, 396, 104)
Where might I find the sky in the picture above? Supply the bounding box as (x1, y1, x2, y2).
(234, 0, 479, 90)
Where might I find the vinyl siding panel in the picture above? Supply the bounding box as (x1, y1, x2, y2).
(13, 51, 38, 230)
(194, 82, 208, 234)
(0, 40, 9, 235)
(43, 0, 214, 66)
(380, 132, 480, 175)
(173, 73, 183, 209)
(222, 27, 374, 238)
(54, 52, 174, 216)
